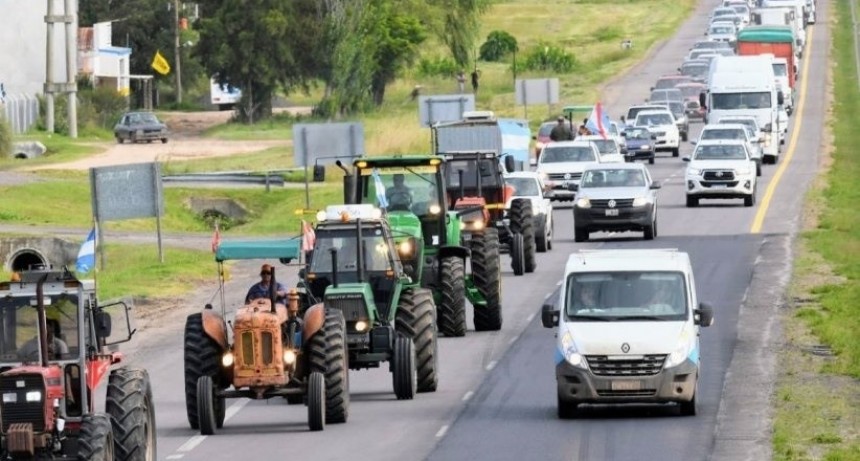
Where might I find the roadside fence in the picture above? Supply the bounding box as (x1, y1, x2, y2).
(1, 94, 40, 134)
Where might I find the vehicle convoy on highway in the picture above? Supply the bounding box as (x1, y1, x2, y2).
(542, 249, 714, 418)
(0, 268, 154, 460)
(299, 204, 439, 399)
(184, 239, 346, 433)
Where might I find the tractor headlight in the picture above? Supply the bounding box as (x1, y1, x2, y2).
(221, 352, 234, 367)
(355, 320, 368, 332)
(3, 393, 16, 403)
(25, 391, 42, 402)
(316, 210, 327, 222)
(473, 221, 485, 230)
(398, 240, 413, 257)
(283, 350, 297, 365)
(429, 204, 441, 215)
(459, 221, 466, 230)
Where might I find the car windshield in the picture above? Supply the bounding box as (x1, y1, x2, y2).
(709, 25, 735, 34)
(711, 92, 772, 110)
(0, 294, 82, 364)
(678, 85, 703, 99)
(694, 144, 747, 160)
(506, 177, 540, 196)
(655, 78, 686, 89)
(651, 90, 682, 102)
(624, 128, 651, 140)
(565, 271, 687, 321)
(667, 102, 685, 117)
(540, 146, 596, 163)
(719, 119, 758, 135)
(309, 227, 394, 274)
(587, 140, 619, 155)
(635, 113, 673, 126)
(772, 63, 788, 77)
(681, 64, 709, 79)
(732, 5, 749, 15)
(693, 40, 728, 50)
(580, 169, 646, 188)
(359, 165, 441, 217)
(702, 128, 746, 140)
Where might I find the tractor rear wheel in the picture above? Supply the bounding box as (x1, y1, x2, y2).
(437, 257, 466, 337)
(511, 233, 525, 276)
(307, 308, 349, 424)
(509, 199, 537, 273)
(395, 288, 438, 393)
(471, 228, 502, 331)
(196, 375, 218, 435)
(307, 372, 326, 431)
(77, 414, 114, 460)
(183, 313, 223, 430)
(392, 335, 417, 400)
(106, 367, 157, 461)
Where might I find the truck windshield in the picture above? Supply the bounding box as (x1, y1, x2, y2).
(565, 272, 687, 321)
(711, 92, 772, 110)
(772, 63, 788, 77)
(540, 146, 596, 163)
(0, 294, 81, 364)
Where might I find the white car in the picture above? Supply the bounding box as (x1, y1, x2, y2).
(576, 135, 627, 163)
(634, 109, 681, 157)
(504, 171, 554, 252)
(542, 248, 714, 417)
(694, 123, 762, 176)
(536, 140, 602, 202)
(707, 22, 738, 44)
(683, 140, 757, 207)
(716, 115, 780, 164)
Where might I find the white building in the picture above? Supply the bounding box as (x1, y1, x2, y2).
(79, 22, 131, 96)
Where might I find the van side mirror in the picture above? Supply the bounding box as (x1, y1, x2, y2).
(541, 302, 559, 328)
(695, 302, 715, 327)
(699, 92, 707, 108)
(96, 311, 112, 339)
(777, 91, 785, 105)
(504, 155, 516, 173)
(312, 164, 326, 182)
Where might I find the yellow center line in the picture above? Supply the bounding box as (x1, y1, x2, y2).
(750, 25, 816, 234)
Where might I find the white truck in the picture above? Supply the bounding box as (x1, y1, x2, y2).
(210, 77, 241, 111)
(542, 248, 714, 418)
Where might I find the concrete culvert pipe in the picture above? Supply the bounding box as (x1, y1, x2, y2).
(9, 249, 48, 272)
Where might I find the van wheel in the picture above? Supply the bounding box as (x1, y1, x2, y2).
(679, 383, 698, 416)
(672, 147, 680, 157)
(558, 395, 579, 419)
(686, 196, 698, 208)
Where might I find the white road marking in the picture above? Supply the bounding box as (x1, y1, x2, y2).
(526, 312, 536, 323)
(177, 435, 207, 453)
(508, 334, 520, 345)
(436, 425, 450, 438)
(170, 399, 250, 458)
(224, 399, 249, 422)
(462, 391, 474, 402)
(485, 360, 498, 371)
(166, 455, 185, 460)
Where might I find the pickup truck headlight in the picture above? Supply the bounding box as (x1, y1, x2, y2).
(736, 166, 753, 176)
(632, 197, 652, 207)
(640, 144, 652, 150)
(560, 331, 586, 368)
(665, 325, 696, 368)
(575, 198, 591, 209)
(687, 168, 702, 177)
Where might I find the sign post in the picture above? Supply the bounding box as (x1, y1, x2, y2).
(515, 78, 560, 121)
(292, 122, 365, 208)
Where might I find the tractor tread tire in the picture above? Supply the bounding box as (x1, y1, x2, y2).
(509, 199, 537, 273)
(471, 228, 502, 331)
(307, 372, 326, 431)
(395, 288, 439, 393)
(183, 313, 222, 430)
(535, 217, 549, 253)
(392, 336, 417, 400)
(307, 308, 349, 424)
(77, 414, 114, 461)
(106, 367, 157, 461)
(196, 376, 216, 435)
(437, 257, 466, 337)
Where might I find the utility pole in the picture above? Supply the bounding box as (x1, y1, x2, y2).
(174, 0, 183, 104)
(44, 0, 78, 137)
(64, 0, 77, 138)
(45, 0, 55, 133)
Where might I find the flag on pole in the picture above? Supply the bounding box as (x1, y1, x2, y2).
(76, 228, 97, 274)
(301, 220, 316, 252)
(151, 50, 171, 75)
(372, 169, 389, 209)
(585, 102, 611, 140)
(211, 222, 221, 254)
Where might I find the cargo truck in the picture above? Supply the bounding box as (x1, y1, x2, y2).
(737, 26, 797, 114)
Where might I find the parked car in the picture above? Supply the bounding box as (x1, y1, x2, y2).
(504, 171, 554, 252)
(683, 140, 757, 207)
(622, 127, 657, 164)
(114, 112, 169, 144)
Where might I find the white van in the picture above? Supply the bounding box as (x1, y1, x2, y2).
(542, 249, 714, 417)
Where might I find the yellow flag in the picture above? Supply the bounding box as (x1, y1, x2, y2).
(151, 50, 171, 75)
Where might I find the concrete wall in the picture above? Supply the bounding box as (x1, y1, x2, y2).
(0, 237, 78, 271)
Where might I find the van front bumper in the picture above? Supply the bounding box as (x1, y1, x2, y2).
(556, 359, 697, 405)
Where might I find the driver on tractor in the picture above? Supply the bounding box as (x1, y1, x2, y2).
(246, 264, 288, 304)
(386, 173, 413, 211)
(18, 318, 69, 360)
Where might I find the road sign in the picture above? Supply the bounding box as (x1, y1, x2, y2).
(515, 78, 560, 106)
(292, 122, 365, 168)
(418, 94, 476, 127)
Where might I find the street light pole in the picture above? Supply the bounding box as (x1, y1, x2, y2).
(173, 0, 183, 104)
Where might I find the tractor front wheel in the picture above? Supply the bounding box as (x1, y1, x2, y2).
(77, 414, 115, 460)
(392, 335, 417, 400)
(196, 375, 218, 435)
(509, 199, 537, 273)
(471, 228, 502, 331)
(183, 313, 223, 430)
(511, 233, 525, 276)
(106, 367, 157, 461)
(307, 308, 349, 424)
(395, 288, 438, 393)
(437, 257, 466, 337)
(307, 372, 326, 431)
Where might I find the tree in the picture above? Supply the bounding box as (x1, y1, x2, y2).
(479, 31, 518, 62)
(427, 0, 490, 68)
(367, 4, 427, 106)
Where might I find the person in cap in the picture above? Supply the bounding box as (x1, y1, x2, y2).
(245, 263, 288, 304)
(550, 115, 574, 141)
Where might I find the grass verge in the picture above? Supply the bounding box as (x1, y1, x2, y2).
(773, 1, 860, 459)
(0, 130, 110, 171)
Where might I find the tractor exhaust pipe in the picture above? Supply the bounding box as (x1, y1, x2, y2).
(35, 273, 50, 367)
(269, 267, 277, 313)
(356, 219, 365, 284)
(458, 169, 465, 200)
(476, 157, 483, 198)
(330, 249, 339, 288)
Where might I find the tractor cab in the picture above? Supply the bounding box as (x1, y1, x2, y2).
(440, 150, 516, 232)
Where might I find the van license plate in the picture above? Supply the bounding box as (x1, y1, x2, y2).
(605, 209, 619, 217)
(611, 380, 641, 391)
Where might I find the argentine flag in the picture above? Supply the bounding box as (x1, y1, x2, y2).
(372, 169, 389, 209)
(76, 228, 97, 274)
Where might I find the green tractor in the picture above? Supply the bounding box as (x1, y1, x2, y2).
(300, 204, 438, 398)
(327, 155, 502, 337)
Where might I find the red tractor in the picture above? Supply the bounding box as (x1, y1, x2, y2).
(0, 267, 154, 460)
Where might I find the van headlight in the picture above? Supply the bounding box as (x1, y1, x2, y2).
(560, 331, 586, 368)
(665, 326, 696, 368)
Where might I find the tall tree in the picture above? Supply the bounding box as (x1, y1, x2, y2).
(367, 4, 427, 106)
(428, 0, 489, 68)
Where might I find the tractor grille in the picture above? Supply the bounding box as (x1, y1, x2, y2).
(585, 355, 666, 377)
(0, 374, 46, 432)
(326, 295, 369, 322)
(590, 199, 635, 209)
(703, 170, 735, 181)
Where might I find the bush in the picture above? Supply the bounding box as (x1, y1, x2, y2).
(520, 42, 578, 73)
(415, 56, 459, 78)
(0, 116, 11, 158)
(479, 30, 519, 62)
(593, 26, 623, 42)
(36, 85, 128, 135)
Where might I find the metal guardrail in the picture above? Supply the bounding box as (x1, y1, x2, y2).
(162, 171, 287, 189)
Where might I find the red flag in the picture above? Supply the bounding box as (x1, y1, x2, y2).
(211, 222, 221, 253)
(302, 220, 316, 252)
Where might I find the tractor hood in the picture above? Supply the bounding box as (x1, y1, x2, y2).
(324, 283, 378, 323)
(386, 211, 423, 241)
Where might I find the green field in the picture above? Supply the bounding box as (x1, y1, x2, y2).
(773, 0, 860, 459)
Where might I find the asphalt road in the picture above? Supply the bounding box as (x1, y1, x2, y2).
(104, 0, 831, 460)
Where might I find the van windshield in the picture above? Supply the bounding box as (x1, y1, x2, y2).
(565, 272, 687, 321)
(711, 92, 772, 110)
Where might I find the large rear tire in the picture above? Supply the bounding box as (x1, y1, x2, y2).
(471, 228, 502, 331)
(106, 367, 157, 461)
(307, 308, 349, 424)
(183, 313, 223, 430)
(307, 372, 326, 431)
(509, 199, 537, 273)
(437, 257, 466, 337)
(395, 288, 438, 393)
(392, 335, 417, 400)
(77, 414, 115, 461)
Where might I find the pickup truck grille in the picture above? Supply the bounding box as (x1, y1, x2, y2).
(547, 172, 582, 181)
(703, 170, 736, 181)
(590, 198, 635, 209)
(585, 355, 666, 376)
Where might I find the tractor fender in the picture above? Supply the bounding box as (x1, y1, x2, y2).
(438, 245, 470, 261)
(302, 303, 326, 341)
(201, 309, 229, 351)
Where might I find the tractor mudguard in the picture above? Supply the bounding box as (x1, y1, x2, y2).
(302, 303, 326, 342)
(201, 309, 228, 351)
(438, 245, 470, 261)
